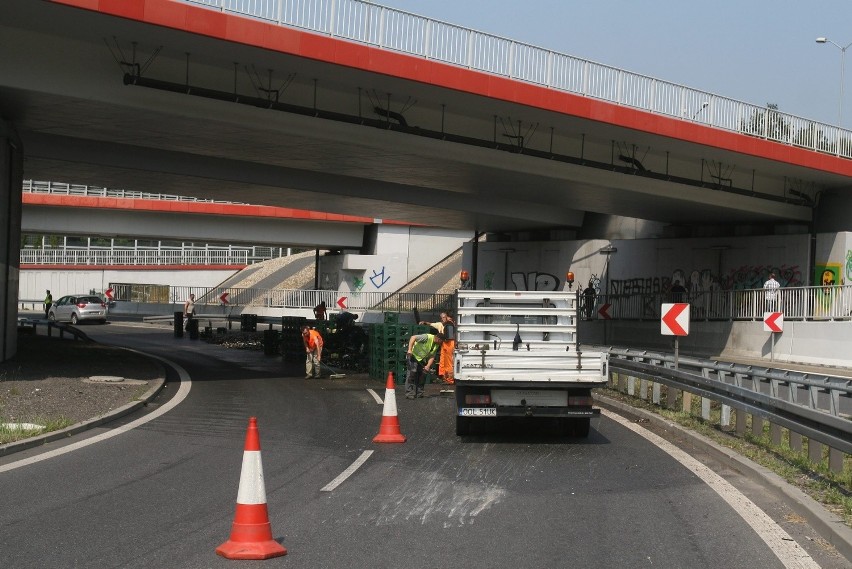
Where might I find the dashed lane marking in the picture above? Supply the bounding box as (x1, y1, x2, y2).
(367, 388, 383, 404)
(321, 450, 374, 492)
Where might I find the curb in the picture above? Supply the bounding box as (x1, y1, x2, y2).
(0, 365, 168, 457)
(595, 394, 852, 564)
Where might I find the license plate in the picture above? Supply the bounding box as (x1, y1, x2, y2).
(490, 390, 567, 407)
(459, 407, 496, 417)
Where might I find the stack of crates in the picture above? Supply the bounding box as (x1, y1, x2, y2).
(281, 316, 307, 363)
(312, 319, 333, 338)
(369, 312, 431, 384)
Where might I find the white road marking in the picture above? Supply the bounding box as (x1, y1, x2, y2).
(321, 450, 373, 492)
(602, 409, 820, 569)
(367, 388, 383, 404)
(0, 355, 191, 474)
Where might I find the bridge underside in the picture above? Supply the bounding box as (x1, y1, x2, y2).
(2, 0, 838, 234)
(21, 204, 367, 249)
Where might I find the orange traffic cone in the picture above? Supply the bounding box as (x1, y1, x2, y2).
(373, 371, 407, 443)
(216, 417, 287, 560)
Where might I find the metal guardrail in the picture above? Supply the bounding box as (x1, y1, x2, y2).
(17, 318, 93, 342)
(608, 347, 852, 459)
(585, 284, 852, 322)
(185, 0, 852, 160)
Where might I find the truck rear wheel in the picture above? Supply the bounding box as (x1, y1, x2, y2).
(455, 416, 471, 436)
(572, 418, 591, 438)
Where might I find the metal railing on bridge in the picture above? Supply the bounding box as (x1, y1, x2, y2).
(23, 179, 247, 205)
(20, 246, 253, 266)
(584, 284, 852, 322)
(109, 283, 453, 314)
(187, 0, 852, 159)
(107, 282, 852, 321)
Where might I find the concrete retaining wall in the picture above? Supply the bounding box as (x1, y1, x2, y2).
(580, 319, 852, 368)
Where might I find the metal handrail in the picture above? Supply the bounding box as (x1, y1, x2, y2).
(20, 247, 253, 266)
(184, 0, 852, 159)
(22, 179, 247, 205)
(108, 282, 452, 313)
(608, 348, 852, 455)
(583, 284, 852, 322)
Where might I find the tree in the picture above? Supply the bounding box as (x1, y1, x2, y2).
(740, 103, 791, 142)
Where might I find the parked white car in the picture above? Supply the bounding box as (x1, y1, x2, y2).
(47, 295, 108, 324)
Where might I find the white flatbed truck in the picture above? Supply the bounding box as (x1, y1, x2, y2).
(453, 290, 609, 436)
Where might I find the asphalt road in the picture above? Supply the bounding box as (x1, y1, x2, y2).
(0, 321, 847, 568)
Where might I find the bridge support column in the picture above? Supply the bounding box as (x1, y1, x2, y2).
(0, 119, 23, 363)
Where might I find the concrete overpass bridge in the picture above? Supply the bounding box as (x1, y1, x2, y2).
(3, 0, 852, 361)
(21, 180, 377, 249)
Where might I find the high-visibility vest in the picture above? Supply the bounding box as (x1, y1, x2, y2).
(305, 329, 323, 350)
(411, 334, 439, 363)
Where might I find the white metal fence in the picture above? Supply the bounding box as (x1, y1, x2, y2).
(584, 284, 852, 322)
(22, 179, 246, 204)
(184, 0, 852, 159)
(20, 246, 252, 266)
(108, 282, 852, 321)
(110, 283, 453, 313)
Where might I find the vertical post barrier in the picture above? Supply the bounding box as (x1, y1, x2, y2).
(789, 431, 804, 452)
(664, 361, 680, 410)
(770, 423, 782, 446)
(735, 409, 747, 435)
(751, 415, 764, 437)
(829, 448, 845, 473)
(174, 311, 184, 338)
(188, 318, 199, 340)
(808, 439, 823, 465)
(721, 404, 731, 429)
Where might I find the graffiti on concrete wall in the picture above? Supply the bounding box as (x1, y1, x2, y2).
(510, 271, 560, 291)
(720, 264, 803, 290)
(607, 264, 805, 318)
(370, 266, 390, 289)
(484, 271, 495, 290)
(610, 264, 804, 296)
(847, 250, 852, 282)
(814, 262, 843, 312)
(815, 264, 840, 287)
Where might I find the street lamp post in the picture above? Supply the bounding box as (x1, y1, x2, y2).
(816, 37, 852, 126)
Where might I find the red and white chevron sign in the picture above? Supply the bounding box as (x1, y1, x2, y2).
(661, 303, 690, 336)
(763, 312, 783, 333)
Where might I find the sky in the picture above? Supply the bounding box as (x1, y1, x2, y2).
(376, 0, 852, 128)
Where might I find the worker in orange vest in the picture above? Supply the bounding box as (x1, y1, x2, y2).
(301, 325, 324, 379)
(421, 311, 456, 385)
